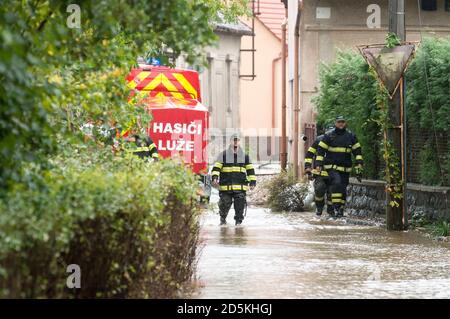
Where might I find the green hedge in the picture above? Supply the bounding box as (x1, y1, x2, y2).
(406, 37, 450, 185)
(313, 37, 450, 185)
(0, 151, 200, 298)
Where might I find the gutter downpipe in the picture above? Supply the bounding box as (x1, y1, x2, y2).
(293, 0, 302, 179)
(280, 12, 288, 171)
(272, 54, 282, 158)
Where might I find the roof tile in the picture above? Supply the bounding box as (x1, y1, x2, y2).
(254, 0, 286, 39)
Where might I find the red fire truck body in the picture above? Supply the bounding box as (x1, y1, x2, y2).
(126, 66, 209, 175)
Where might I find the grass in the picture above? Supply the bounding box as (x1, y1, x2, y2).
(427, 220, 450, 238)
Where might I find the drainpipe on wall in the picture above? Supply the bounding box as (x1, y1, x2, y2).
(293, 0, 302, 179)
(206, 53, 214, 114)
(272, 54, 282, 158)
(281, 14, 288, 171)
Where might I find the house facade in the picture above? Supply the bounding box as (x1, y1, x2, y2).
(240, 0, 287, 162)
(287, 0, 450, 176)
(176, 20, 252, 162)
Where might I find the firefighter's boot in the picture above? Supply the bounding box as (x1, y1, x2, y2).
(335, 206, 344, 218)
(315, 207, 323, 217)
(327, 204, 334, 217)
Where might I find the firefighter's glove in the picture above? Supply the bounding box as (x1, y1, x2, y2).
(212, 176, 219, 187)
(249, 181, 256, 191)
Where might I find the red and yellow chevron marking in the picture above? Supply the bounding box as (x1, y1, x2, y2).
(172, 73, 197, 99)
(127, 71, 151, 90)
(126, 70, 198, 101)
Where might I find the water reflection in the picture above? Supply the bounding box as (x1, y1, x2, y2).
(193, 206, 450, 299)
(218, 226, 247, 246)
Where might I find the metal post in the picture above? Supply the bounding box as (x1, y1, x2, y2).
(386, 0, 407, 230)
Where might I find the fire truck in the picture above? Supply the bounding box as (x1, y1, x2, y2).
(126, 62, 211, 202)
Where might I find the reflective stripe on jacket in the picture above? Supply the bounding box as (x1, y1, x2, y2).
(315, 128, 363, 170)
(127, 135, 159, 160)
(305, 134, 331, 176)
(211, 147, 256, 191)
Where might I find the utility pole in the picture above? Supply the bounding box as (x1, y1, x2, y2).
(387, 0, 407, 230)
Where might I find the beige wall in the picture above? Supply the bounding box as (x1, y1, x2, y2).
(294, 0, 450, 174)
(240, 18, 287, 160)
(176, 31, 246, 163)
(176, 32, 243, 134)
(202, 32, 242, 133)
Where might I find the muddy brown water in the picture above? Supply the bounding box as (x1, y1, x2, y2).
(192, 203, 450, 299)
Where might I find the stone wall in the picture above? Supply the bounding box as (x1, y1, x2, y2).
(346, 179, 450, 221)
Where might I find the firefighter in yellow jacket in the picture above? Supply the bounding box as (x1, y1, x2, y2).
(125, 133, 159, 160)
(211, 134, 256, 226)
(315, 116, 363, 218)
(121, 117, 159, 161)
(304, 131, 334, 217)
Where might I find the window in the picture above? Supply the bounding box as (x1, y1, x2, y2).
(421, 0, 437, 11)
(446, 0, 450, 11)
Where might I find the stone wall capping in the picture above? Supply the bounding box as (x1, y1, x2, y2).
(349, 178, 449, 194)
(347, 178, 449, 220)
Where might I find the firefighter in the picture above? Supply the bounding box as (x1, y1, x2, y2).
(315, 116, 363, 218)
(125, 133, 159, 160)
(211, 134, 256, 226)
(123, 117, 159, 161)
(304, 128, 334, 217)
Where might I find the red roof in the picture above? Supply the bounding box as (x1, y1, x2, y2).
(255, 0, 286, 39)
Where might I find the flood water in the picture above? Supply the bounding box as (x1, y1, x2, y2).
(192, 199, 450, 299)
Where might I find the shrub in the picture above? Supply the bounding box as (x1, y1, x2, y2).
(418, 143, 441, 186)
(0, 151, 199, 298)
(406, 37, 450, 132)
(406, 37, 450, 185)
(424, 219, 450, 238)
(267, 171, 308, 212)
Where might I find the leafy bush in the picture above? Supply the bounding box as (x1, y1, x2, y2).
(431, 220, 450, 237)
(0, 0, 249, 299)
(424, 219, 450, 238)
(0, 0, 249, 192)
(406, 37, 450, 131)
(0, 152, 199, 298)
(418, 143, 441, 186)
(267, 171, 308, 212)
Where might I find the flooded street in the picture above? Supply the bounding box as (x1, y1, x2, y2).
(193, 195, 450, 299)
